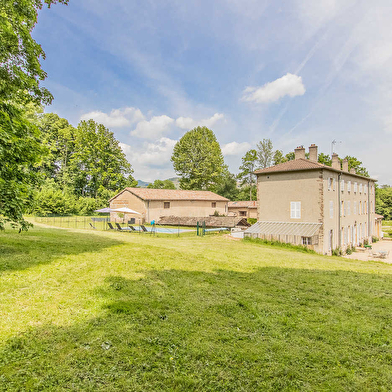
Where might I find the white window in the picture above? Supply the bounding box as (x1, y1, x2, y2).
(333, 178, 336, 191)
(354, 182, 357, 193)
(347, 181, 351, 192)
(359, 201, 362, 215)
(302, 237, 312, 245)
(364, 201, 367, 215)
(347, 201, 351, 216)
(364, 185, 367, 194)
(329, 201, 333, 218)
(341, 179, 345, 192)
(290, 202, 301, 219)
(328, 178, 332, 191)
(359, 183, 362, 193)
(341, 201, 344, 217)
(354, 201, 357, 215)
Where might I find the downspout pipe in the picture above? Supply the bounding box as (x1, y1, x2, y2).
(338, 173, 341, 249)
(368, 180, 371, 240)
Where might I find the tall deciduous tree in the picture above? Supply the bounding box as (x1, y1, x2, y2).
(171, 126, 225, 191)
(215, 167, 239, 201)
(273, 150, 287, 165)
(238, 149, 258, 201)
(147, 179, 176, 189)
(69, 120, 136, 198)
(256, 138, 273, 169)
(0, 0, 68, 230)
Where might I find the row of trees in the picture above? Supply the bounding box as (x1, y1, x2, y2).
(30, 113, 136, 215)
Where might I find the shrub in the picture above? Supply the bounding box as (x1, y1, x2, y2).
(247, 218, 257, 225)
(243, 236, 316, 254)
(372, 236, 379, 243)
(345, 247, 353, 255)
(332, 247, 342, 257)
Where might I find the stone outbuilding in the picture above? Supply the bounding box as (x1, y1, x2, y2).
(109, 188, 229, 223)
(228, 201, 257, 219)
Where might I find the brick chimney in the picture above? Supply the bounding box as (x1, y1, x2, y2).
(294, 146, 305, 160)
(309, 144, 318, 162)
(342, 158, 349, 172)
(350, 168, 356, 174)
(331, 153, 340, 170)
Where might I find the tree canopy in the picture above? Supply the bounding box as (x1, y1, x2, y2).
(147, 179, 176, 189)
(237, 149, 258, 201)
(0, 0, 68, 229)
(256, 138, 273, 169)
(171, 126, 225, 191)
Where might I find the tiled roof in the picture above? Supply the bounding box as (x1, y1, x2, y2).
(254, 158, 376, 181)
(110, 188, 229, 202)
(254, 158, 324, 174)
(375, 214, 384, 220)
(228, 201, 258, 208)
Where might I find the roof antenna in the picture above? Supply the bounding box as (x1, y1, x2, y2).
(331, 140, 342, 157)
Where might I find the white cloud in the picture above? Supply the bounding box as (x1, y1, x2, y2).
(221, 141, 251, 156)
(120, 138, 177, 181)
(80, 107, 144, 128)
(242, 73, 306, 104)
(131, 115, 175, 139)
(175, 113, 224, 130)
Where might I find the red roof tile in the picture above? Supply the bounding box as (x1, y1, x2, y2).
(228, 201, 257, 208)
(110, 188, 229, 202)
(254, 158, 376, 180)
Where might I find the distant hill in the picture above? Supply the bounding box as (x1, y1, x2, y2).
(137, 180, 150, 188)
(137, 177, 180, 188)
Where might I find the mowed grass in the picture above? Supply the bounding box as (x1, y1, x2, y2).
(1, 227, 392, 391)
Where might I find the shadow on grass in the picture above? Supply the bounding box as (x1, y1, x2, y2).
(1, 267, 392, 391)
(0, 227, 123, 274)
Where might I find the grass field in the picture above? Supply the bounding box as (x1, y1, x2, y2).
(1, 226, 392, 391)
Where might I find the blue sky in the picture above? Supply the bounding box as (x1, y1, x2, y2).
(34, 0, 392, 182)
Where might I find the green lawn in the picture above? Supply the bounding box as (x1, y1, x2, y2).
(1, 226, 392, 391)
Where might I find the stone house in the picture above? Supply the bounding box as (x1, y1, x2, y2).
(246, 144, 377, 254)
(109, 188, 229, 223)
(228, 201, 258, 219)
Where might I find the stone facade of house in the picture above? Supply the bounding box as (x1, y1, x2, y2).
(228, 201, 258, 219)
(109, 188, 228, 223)
(251, 144, 377, 255)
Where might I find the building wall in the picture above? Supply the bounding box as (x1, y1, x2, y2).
(228, 207, 257, 219)
(257, 170, 322, 222)
(146, 200, 227, 222)
(256, 168, 376, 255)
(257, 170, 323, 252)
(322, 171, 376, 254)
(109, 190, 228, 222)
(109, 190, 147, 223)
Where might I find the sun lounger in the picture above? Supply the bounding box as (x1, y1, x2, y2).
(107, 223, 115, 230)
(89, 223, 96, 230)
(140, 225, 149, 232)
(128, 225, 136, 231)
(116, 223, 132, 231)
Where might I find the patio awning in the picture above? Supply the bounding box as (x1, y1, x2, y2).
(94, 207, 113, 213)
(245, 221, 322, 237)
(111, 207, 141, 215)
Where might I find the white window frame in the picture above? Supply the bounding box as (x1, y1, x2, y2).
(364, 185, 367, 195)
(328, 178, 332, 191)
(347, 181, 351, 192)
(333, 178, 336, 191)
(354, 182, 357, 193)
(290, 202, 301, 219)
(359, 183, 362, 194)
(341, 179, 345, 192)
